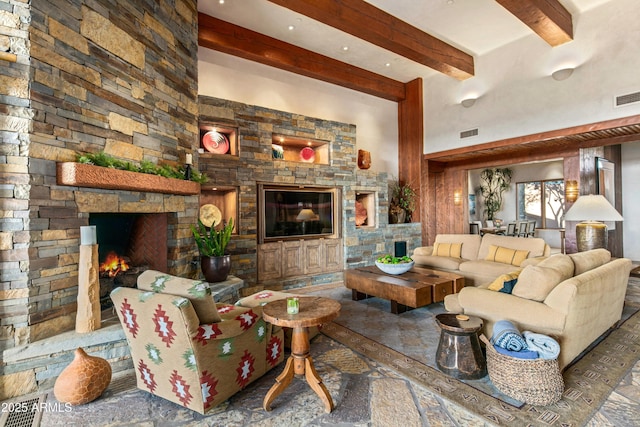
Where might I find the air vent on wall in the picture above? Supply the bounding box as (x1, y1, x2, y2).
(615, 91, 640, 108)
(460, 128, 479, 139)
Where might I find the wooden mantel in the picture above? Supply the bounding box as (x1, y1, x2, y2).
(56, 162, 200, 195)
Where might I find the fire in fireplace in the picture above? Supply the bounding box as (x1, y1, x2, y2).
(100, 251, 130, 277)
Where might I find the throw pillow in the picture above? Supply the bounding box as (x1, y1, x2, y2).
(487, 271, 521, 294)
(512, 264, 564, 302)
(485, 245, 530, 267)
(433, 242, 463, 258)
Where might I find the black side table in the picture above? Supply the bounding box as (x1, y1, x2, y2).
(435, 313, 487, 380)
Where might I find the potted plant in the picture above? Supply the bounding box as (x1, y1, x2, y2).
(191, 217, 234, 282)
(479, 168, 512, 221)
(389, 179, 417, 223)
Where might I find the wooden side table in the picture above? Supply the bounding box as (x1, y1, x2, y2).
(262, 296, 341, 413)
(435, 313, 487, 380)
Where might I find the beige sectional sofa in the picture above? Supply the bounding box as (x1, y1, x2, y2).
(412, 233, 551, 286)
(444, 249, 632, 369)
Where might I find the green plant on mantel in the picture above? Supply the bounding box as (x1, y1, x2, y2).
(76, 151, 208, 184)
(479, 167, 512, 221)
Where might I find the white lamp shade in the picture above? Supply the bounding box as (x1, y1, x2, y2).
(564, 194, 623, 222)
(296, 208, 317, 221)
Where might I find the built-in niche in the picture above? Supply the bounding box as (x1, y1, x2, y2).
(355, 191, 376, 228)
(271, 133, 329, 164)
(199, 122, 238, 157)
(199, 185, 238, 232)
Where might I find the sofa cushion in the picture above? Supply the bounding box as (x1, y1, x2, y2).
(477, 234, 548, 260)
(458, 259, 521, 279)
(569, 248, 611, 276)
(137, 270, 221, 323)
(433, 242, 463, 258)
(512, 254, 574, 302)
(484, 245, 529, 267)
(412, 254, 465, 270)
(487, 271, 521, 293)
(434, 234, 482, 261)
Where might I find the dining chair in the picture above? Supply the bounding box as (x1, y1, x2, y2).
(505, 222, 517, 237)
(469, 222, 480, 235)
(526, 220, 536, 237)
(517, 221, 529, 237)
(485, 220, 494, 228)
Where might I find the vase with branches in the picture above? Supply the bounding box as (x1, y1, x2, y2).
(479, 168, 512, 221)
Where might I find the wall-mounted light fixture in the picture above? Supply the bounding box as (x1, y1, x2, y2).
(461, 98, 476, 108)
(552, 67, 574, 81)
(565, 180, 579, 203)
(453, 190, 462, 205)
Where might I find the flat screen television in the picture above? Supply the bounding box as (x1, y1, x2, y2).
(258, 184, 340, 243)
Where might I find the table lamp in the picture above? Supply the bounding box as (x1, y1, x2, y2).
(297, 208, 317, 234)
(563, 194, 623, 252)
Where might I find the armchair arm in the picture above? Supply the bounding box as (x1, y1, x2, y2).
(192, 304, 267, 342)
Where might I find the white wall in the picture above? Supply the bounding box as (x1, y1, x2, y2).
(423, 0, 640, 154)
(197, 48, 399, 175)
(622, 142, 640, 262)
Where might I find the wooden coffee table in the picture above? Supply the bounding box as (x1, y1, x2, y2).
(262, 296, 341, 413)
(344, 265, 464, 314)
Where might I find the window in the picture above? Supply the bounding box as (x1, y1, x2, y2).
(516, 180, 565, 228)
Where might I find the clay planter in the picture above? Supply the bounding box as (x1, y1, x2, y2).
(201, 254, 231, 283)
(56, 162, 200, 195)
(54, 348, 112, 405)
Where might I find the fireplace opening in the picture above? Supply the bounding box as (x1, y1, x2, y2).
(89, 213, 169, 309)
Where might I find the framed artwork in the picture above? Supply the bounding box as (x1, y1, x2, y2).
(596, 157, 615, 229)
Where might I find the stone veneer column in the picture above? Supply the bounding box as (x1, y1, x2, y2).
(0, 0, 32, 351)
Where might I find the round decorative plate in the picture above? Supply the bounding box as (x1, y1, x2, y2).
(202, 131, 230, 154)
(299, 146, 315, 163)
(199, 204, 222, 228)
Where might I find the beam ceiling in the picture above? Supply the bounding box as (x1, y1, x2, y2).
(198, 13, 406, 102)
(266, 0, 474, 80)
(495, 0, 573, 46)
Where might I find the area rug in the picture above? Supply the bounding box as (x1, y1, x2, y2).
(302, 284, 640, 426)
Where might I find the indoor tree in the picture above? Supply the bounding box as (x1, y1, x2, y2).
(479, 168, 513, 221)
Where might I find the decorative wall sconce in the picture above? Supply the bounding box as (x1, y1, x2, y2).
(552, 67, 574, 81)
(461, 98, 476, 108)
(565, 180, 579, 203)
(453, 190, 462, 205)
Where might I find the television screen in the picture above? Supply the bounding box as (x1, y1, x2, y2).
(262, 187, 336, 240)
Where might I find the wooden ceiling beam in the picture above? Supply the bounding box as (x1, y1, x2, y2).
(198, 13, 406, 102)
(266, 0, 474, 80)
(495, 0, 573, 46)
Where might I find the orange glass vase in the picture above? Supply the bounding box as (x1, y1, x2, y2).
(54, 347, 112, 405)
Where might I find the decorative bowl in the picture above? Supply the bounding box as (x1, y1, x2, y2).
(375, 260, 414, 275)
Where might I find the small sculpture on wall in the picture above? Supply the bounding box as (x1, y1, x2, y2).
(357, 149, 371, 169)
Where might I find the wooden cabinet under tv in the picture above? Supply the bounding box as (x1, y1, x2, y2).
(257, 238, 343, 282)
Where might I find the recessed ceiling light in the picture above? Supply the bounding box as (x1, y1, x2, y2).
(385, 63, 391, 67)
(288, 25, 295, 31)
(219, 0, 225, 4)
(342, 46, 349, 51)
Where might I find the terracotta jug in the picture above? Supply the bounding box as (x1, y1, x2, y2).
(357, 149, 371, 169)
(54, 347, 112, 405)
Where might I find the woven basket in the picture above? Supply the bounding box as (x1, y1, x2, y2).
(480, 335, 564, 406)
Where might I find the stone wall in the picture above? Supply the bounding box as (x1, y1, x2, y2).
(1, 0, 200, 351)
(198, 96, 422, 293)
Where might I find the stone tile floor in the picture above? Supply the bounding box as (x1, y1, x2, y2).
(31, 276, 640, 426)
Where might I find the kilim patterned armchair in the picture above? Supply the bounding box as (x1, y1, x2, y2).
(110, 270, 285, 414)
